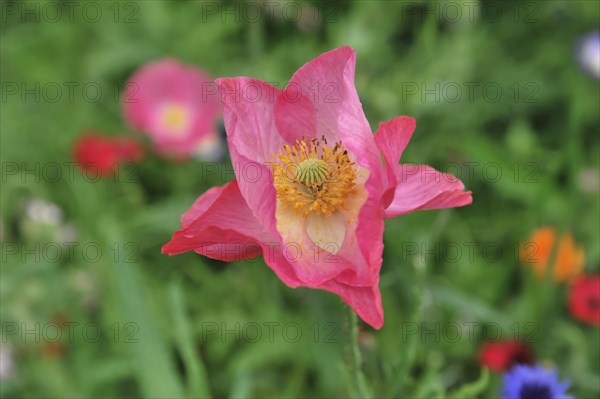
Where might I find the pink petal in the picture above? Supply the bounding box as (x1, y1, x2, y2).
(216, 78, 285, 238)
(286, 47, 382, 180)
(354, 193, 386, 276)
(274, 87, 317, 143)
(216, 78, 285, 163)
(375, 116, 416, 167)
(319, 279, 384, 329)
(163, 180, 265, 260)
(275, 207, 345, 285)
(287, 47, 371, 145)
(163, 180, 302, 287)
(374, 116, 416, 188)
(180, 185, 227, 227)
(384, 164, 473, 218)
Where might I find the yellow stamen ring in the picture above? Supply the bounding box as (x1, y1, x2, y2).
(272, 137, 356, 217)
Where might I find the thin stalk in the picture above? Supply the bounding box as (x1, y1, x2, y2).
(347, 306, 371, 398)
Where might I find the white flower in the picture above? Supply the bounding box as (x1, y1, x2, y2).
(0, 344, 15, 380)
(25, 199, 63, 226)
(576, 31, 600, 80)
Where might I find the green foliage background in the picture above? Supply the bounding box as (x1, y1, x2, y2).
(1, 0, 599, 397)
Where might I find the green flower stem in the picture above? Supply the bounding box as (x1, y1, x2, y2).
(348, 306, 371, 398)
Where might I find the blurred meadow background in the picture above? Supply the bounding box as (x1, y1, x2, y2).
(1, 0, 599, 398)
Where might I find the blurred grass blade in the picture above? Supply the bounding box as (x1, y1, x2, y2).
(448, 368, 490, 399)
(169, 279, 212, 399)
(428, 283, 511, 324)
(109, 238, 184, 398)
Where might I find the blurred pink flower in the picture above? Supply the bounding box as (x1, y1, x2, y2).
(123, 59, 221, 158)
(163, 47, 472, 329)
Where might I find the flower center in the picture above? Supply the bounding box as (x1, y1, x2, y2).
(587, 296, 600, 310)
(160, 103, 189, 135)
(273, 137, 356, 217)
(296, 158, 329, 186)
(519, 383, 552, 399)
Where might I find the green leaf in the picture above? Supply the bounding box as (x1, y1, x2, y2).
(169, 279, 212, 399)
(106, 229, 184, 398)
(448, 368, 490, 399)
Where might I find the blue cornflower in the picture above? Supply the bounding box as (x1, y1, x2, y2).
(501, 364, 573, 399)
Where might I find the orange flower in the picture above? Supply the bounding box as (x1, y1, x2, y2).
(520, 227, 584, 282)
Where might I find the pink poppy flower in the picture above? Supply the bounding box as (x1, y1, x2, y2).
(123, 59, 221, 158)
(162, 47, 472, 328)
